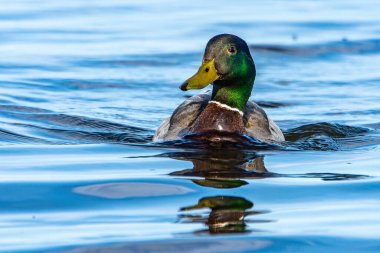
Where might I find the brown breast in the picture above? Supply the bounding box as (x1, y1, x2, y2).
(188, 101, 246, 136)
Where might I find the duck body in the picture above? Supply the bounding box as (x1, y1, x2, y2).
(153, 34, 285, 144)
(153, 92, 284, 143)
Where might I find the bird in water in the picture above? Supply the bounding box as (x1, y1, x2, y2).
(154, 34, 284, 143)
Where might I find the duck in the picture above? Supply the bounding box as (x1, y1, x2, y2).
(154, 34, 284, 143)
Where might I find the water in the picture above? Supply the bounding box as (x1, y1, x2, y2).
(1, 0, 380, 252)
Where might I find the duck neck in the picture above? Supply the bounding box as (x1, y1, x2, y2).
(211, 79, 254, 112)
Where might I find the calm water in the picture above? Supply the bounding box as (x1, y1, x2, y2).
(1, 0, 380, 252)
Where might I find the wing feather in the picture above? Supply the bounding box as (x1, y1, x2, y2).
(243, 101, 285, 143)
(153, 92, 210, 141)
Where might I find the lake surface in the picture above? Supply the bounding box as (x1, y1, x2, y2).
(1, 0, 380, 252)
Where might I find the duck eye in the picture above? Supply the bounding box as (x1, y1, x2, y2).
(228, 46, 236, 54)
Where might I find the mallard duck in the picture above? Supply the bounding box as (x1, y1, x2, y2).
(154, 34, 284, 143)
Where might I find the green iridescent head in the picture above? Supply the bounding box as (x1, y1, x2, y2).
(180, 34, 256, 112)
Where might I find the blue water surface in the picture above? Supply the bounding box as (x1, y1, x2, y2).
(1, 0, 380, 252)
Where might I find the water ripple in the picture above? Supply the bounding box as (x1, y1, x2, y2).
(253, 39, 380, 57)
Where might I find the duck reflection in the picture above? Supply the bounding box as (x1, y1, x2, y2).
(179, 195, 268, 234)
(168, 150, 271, 188)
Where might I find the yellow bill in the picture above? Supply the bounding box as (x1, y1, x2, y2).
(180, 59, 220, 91)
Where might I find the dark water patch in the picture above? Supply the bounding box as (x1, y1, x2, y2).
(366, 122, 380, 130)
(0, 98, 13, 104)
(285, 122, 370, 139)
(6, 123, 152, 145)
(218, 20, 363, 30)
(0, 105, 51, 114)
(294, 173, 369, 181)
(30, 78, 163, 91)
(255, 101, 292, 108)
(0, 63, 64, 72)
(2, 111, 145, 132)
(292, 21, 363, 29)
(336, 133, 380, 150)
(2, 78, 143, 93)
(73, 52, 198, 69)
(271, 79, 380, 89)
(326, 109, 380, 116)
(284, 123, 370, 150)
(30, 78, 127, 91)
(0, 128, 53, 145)
(289, 135, 341, 151)
(252, 39, 380, 57)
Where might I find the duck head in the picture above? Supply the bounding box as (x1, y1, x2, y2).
(180, 34, 256, 112)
